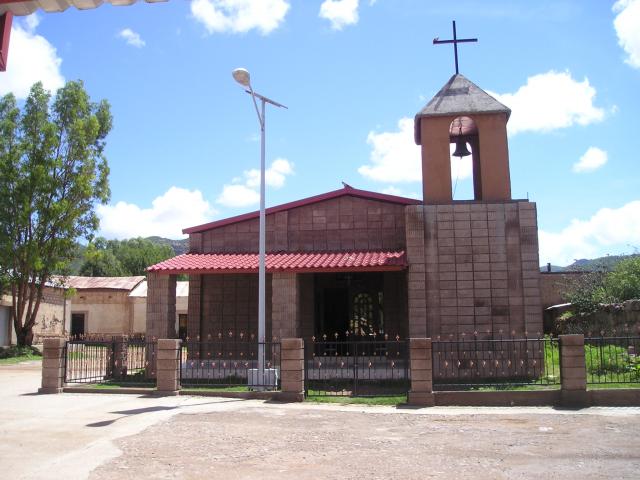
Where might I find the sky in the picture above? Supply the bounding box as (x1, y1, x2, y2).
(2, 0, 640, 267)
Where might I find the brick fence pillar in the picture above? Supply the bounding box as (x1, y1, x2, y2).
(39, 337, 66, 394)
(407, 338, 435, 406)
(156, 339, 181, 396)
(280, 338, 304, 402)
(559, 334, 588, 408)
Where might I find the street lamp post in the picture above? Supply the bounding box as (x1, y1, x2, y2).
(232, 68, 287, 387)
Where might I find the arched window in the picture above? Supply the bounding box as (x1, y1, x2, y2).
(449, 115, 479, 200)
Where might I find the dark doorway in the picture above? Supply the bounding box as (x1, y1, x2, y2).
(71, 313, 85, 337)
(178, 314, 188, 340)
(322, 288, 349, 336)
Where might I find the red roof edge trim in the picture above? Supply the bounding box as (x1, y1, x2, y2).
(147, 251, 407, 275)
(182, 185, 422, 234)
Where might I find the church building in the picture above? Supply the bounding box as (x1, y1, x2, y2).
(146, 73, 542, 343)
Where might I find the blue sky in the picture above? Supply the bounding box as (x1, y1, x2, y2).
(2, 0, 640, 266)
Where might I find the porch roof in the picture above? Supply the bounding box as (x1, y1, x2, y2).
(147, 251, 407, 275)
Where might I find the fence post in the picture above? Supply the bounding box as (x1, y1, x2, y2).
(408, 338, 435, 406)
(39, 337, 66, 394)
(280, 338, 304, 402)
(559, 334, 588, 408)
(156, 339, 181, 396)
(112, 335, 129, 380)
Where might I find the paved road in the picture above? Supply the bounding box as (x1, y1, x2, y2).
(2, 362, 640, 479)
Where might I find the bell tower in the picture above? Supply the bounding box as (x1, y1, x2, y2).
(405, 21, 542, 342)
(414, 74, 512, 203)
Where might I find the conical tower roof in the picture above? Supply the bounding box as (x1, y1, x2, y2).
(414, 74, 511, 144)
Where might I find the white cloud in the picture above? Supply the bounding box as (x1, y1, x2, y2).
(217, 158, 294, 207)
(216, 184, 261, 208)
(245, 158, 294, 188)
(613, 0, 640, 68)
(539, 200, 640, 266)
(380, 186, 421, 199)
(0, 15, 64, 99)
(190, 0, 290, 35)
(572, 147, 608, 173)
(359, 117, 473, 185)
(381, 185, 403, 196)
(97, 187, 216, 239)
(319, 0, 359, 30)
(490, 71, 605, 135)
(118, 28, 146, 48)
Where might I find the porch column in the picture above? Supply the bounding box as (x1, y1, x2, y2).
(271, 272, 300, 340)
(146, 272, 177, 339)
(406, 206, 428, 338)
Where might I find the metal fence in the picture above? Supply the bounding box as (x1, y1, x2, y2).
(64, 336, 157, 386)
(179, 338, 281, 390)
(305, 336, 409, 397)
(585, 336, 640, 385)
(432, 335, 560, 390)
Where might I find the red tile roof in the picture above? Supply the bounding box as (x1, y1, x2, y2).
(147, 251, 407, 274)
(183, 185, 422, 234)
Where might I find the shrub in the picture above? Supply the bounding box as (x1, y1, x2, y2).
(0, 345, 42, 359)
(603, 256, 640, 302)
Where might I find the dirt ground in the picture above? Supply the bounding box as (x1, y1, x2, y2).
(2, 361, 640, 480)
(91, 405, 640, 480)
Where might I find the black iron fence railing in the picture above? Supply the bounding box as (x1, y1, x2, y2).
(65, 340, 113, 384)
(584, 336, 640, 385)
(179, 339, 281, 390)
(64, 336, 157, 386)
(305, 338, 409, 397)
(432, 336, 560, 390)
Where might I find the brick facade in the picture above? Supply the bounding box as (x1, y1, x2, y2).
(406, 201, 542, 339)
(189, 196, 407, 254)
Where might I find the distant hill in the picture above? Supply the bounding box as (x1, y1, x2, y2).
(541, 253, 640, 273)
(145, 236, 189, 255)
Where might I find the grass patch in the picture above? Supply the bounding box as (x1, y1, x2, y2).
(0, 346, 42, 365)
(305, 393, 407, 406)
(0, 354, 42, 365)
(86, 383, 156, 390)
(585, 342, 640, 384)
(587, 383, 640, 390)
(181, 385, 251, 392)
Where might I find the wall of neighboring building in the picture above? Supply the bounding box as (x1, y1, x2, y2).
(131, 293, 188, 335)
(0, 286, 68, 346)
(189, 196, 408, 254)
(539, 272, 584, 308)
(70, 290, 132, 335)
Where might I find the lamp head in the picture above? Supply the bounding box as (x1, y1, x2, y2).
(232, 68, 251, 87)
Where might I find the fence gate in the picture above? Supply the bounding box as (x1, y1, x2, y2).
(64, 336, 156, 386)
(304, 336, 409, 397)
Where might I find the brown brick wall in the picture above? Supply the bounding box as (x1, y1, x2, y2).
(191, 196, 407, 253)
(191, 273, 272, 341)
(406, 201, 543, 339)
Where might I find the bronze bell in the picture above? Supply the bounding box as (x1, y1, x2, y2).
(453, 136, 471, 158)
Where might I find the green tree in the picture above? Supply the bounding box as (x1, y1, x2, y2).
(603, 256, 640, 302)
(79, 237, 174, 276)
(79, 239, 124, 277)
(0, 81, 111, 346)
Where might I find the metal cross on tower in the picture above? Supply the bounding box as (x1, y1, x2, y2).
(433, 20, 478, 75)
